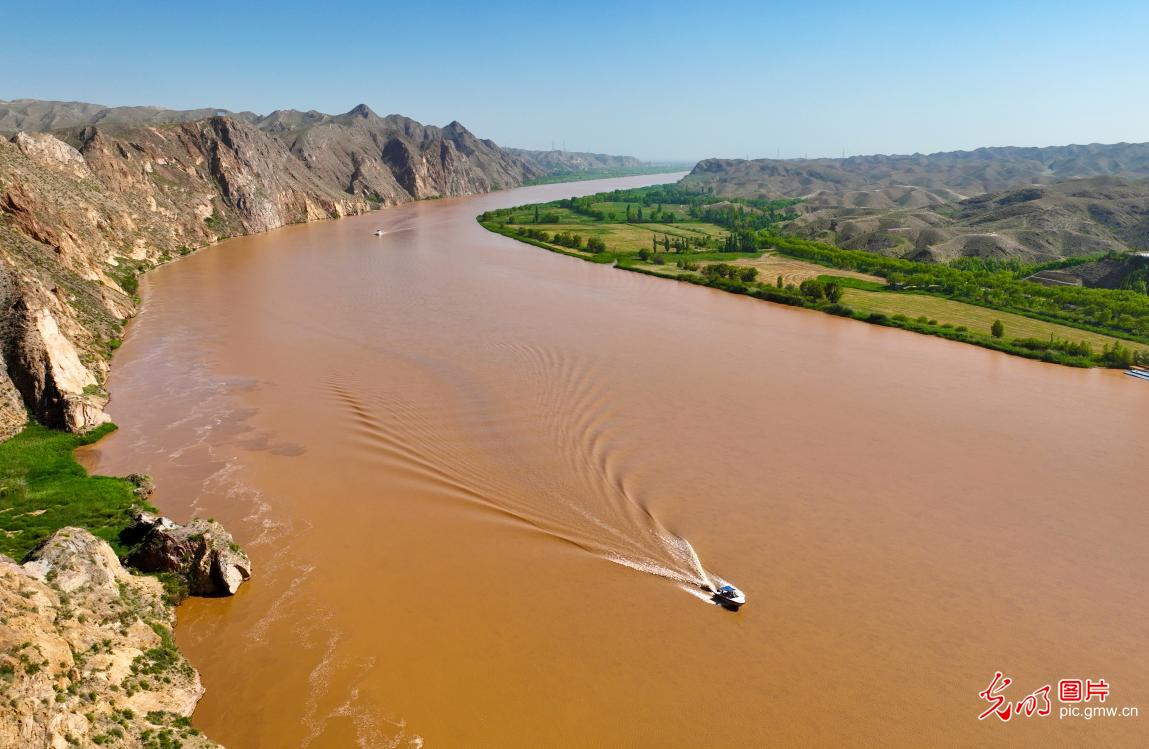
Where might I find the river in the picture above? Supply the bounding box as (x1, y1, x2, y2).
(84, 174, 1149, 747)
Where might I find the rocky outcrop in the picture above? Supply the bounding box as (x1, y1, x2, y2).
(0, 528, 219, 748)
(123, 513, 251, 596)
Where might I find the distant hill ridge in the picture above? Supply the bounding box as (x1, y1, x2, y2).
(0, 99, 643, 191)
(683, 143, 1149, 200)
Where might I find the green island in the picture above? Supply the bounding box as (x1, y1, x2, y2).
(479, 184, 1149, 369)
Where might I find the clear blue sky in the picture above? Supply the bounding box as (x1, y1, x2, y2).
(4, 0, 1147, 161)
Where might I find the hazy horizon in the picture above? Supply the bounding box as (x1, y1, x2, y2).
(4, 0, 1147, 161)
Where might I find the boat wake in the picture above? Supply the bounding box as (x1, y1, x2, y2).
(325, 343, 723, 600)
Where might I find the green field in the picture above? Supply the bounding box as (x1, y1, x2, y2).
(842, 289, 1149, 354)
(529, 221, 728, 252)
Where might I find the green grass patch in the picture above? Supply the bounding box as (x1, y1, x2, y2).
(0, 424, 151, 560)
(840, 289, 1149, 354)
(817, 275, 887, 291)
(106, 257, 151, 297)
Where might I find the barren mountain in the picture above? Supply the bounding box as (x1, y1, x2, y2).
(685, 144, 1149, 263)
(258, 104, 541, 200)
(791, 177, 1149, 262)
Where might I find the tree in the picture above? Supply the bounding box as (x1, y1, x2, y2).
(799, 278, 826, 300)
(991, 319, 1005, 338)
(777, 275, 784, 289)
(824, 282, 843, 303)
(1102, 341, 1134, 368)
(533, 205, 540, 223)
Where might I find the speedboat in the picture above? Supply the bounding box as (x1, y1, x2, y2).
(712, 583, 747, 609)
(373, 229, 385, 236)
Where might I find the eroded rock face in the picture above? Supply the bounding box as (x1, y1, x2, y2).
(124, 513, 252, 596)
(0, 528, 219, 748)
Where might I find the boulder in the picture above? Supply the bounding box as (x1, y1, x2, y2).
(126, 472, 156, 499)
(22, 526, 131, 599)
(124, 512, 252, 596)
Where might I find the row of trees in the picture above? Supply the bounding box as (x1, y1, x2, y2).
(701, 263, 759, 283)
(652, 233, 704, 252)
(512, 226, 606, 254)
(762, 233, 1149, 344)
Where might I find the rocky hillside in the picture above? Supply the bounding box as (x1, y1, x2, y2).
(0, 528, 219, 749)
(509, 148, 645, 176)
(683, 144, 1149, 263)
(791, 177, 1149, 262)
(257, 104, 540, 200)
(0, 100, 637, 439)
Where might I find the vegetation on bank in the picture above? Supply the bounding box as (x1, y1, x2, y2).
(479, 185, 1149, 369)
(0, 424, 151, 559)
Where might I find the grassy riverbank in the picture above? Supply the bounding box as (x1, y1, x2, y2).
(479, 184, 1149, 369)
(0, 423, 148, 559)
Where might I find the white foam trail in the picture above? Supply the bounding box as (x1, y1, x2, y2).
(678, 585, 720, 605)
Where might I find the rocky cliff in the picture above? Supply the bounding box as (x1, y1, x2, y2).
(0, 117, 372, 437)
(0, 102, 581, 438)
(0, 528, 219, 749)
(260, 104, 541, 201)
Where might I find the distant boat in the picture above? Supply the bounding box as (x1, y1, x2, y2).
(373, 229, 385, 236)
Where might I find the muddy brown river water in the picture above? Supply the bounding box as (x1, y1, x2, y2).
(84, 174, 1149, 747)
